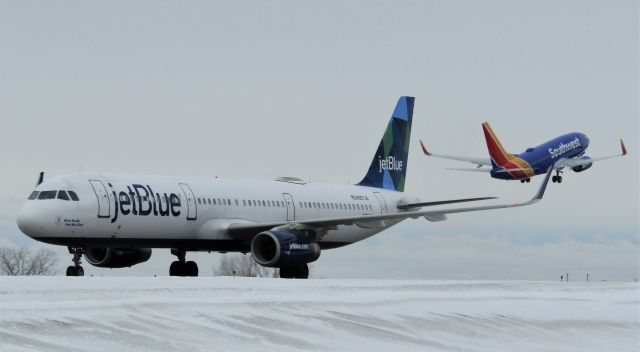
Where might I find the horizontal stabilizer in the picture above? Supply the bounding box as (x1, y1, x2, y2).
(397, 197, 497, 210)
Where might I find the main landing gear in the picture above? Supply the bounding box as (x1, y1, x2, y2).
(66, 246, 84, 276)
(279, 264, 309, 279)
(169, 249, 198, 277)
(552, 170, 563, 183)
(520, 178, 531, 183)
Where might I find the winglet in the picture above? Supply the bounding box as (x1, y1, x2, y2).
(527, 164, 554, 205)
(621, 139, 627, 156)
(419, 139, 432, 156)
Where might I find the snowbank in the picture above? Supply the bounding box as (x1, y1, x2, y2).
(0, 277, 638, 351)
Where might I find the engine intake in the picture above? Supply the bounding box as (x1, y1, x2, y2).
(85, 248, 152, 268)
(571, 156, 593, 172)
(251, 231, 321, 267)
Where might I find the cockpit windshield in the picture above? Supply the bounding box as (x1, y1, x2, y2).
(38, 191, 57, 200)
(30, 190, 79, 201)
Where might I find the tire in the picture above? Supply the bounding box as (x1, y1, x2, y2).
(297, 264, 309, 279)
(279, 266, 293, 279)
(169, 261, 181, 276)
(66, 266, 77, 276)
(185, 261, 198, 277)
(552, 176, 557, 183)
(558, 176, 563, 183)
(76, 266, 84, 277)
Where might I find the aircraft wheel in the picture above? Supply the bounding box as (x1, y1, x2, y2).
(66, 266, 76, 276)
(552, 176, 557, 183)
(169, 261, 181, 276)
(520, 179, 525, 183)
(185, 261, 198, 277)
(526, 178, 531, 183)
(296, 264, 309, 279)
(279, 266, 293, 279)
(557, 176, 563, 183)
(76, 266, 84, 277)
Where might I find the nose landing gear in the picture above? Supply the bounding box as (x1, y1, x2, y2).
(520, 178, 531, 183)
(169, 249, 198, 277)
(66, 246, 84, 276)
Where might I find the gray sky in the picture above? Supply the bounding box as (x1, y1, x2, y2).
(1, 0, 638, 280)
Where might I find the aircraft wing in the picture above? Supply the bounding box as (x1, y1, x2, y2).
(554, 139, 628, 169)
(419, 140, 491, 167)
(227, 165, 554, 240)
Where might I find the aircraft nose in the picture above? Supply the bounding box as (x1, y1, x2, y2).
(16, 205, 40, 237)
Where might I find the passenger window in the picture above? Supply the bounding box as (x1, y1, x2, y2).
(28, 191, 39, 200)
(235, 199, 238, 206)
(57, 191, 70, 201)
(227, 199, 231, 205)
(243, 200, 246, 206)
(68, 191, 79, 201)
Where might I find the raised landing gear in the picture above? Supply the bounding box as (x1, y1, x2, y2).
(66, 246, 84, 276)
(279, 264, 309, 279)
(169, 249, 198, 277)
(552, 170, 563, 183)
(520, 178, 531, 183)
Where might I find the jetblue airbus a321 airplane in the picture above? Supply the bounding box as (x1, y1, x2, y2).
(420, 122, 627, 183)
(17, 97, 554, 278)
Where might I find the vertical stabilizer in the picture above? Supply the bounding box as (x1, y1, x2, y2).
(482, 122, 512, 169)
(357, 96, 414, 192)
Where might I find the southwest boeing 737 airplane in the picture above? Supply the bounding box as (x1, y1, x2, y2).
(420, 122, 627, 183)
(17, 97, 554, 278)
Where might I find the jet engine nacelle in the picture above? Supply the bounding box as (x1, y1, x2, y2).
(85, 248, 152, 268)
(251, 231, 321, 268)
(571, 156, 593, 172)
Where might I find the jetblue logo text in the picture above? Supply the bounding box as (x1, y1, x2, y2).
(289, 243, 310, 250)
(378, 156, 403, 173)
(548, 138, 581, 159)
(110, 184, 181, 223)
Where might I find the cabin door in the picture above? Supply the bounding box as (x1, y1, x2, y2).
(282, 193, 295, 221)
(89, 180, 110, 218)
(178, 183, 197, 220)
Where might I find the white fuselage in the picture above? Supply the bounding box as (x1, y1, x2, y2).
(18, 173, 417, 251)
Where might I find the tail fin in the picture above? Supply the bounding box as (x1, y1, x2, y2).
(482, 122, 513, 169)
(357, 96, 414, 192)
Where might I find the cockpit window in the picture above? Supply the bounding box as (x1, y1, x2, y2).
(68, 191, 79, 201)
(57, 191, 70, 201)
(28, 191, 39, 200)
(38, 191, 57, 200)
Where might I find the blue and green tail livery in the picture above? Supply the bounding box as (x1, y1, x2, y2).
(357, 96, 414, 192)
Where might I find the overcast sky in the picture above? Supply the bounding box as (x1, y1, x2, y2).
(0, 0, 637, 280)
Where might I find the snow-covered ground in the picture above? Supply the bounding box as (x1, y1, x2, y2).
(0, 277, 638, 352)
